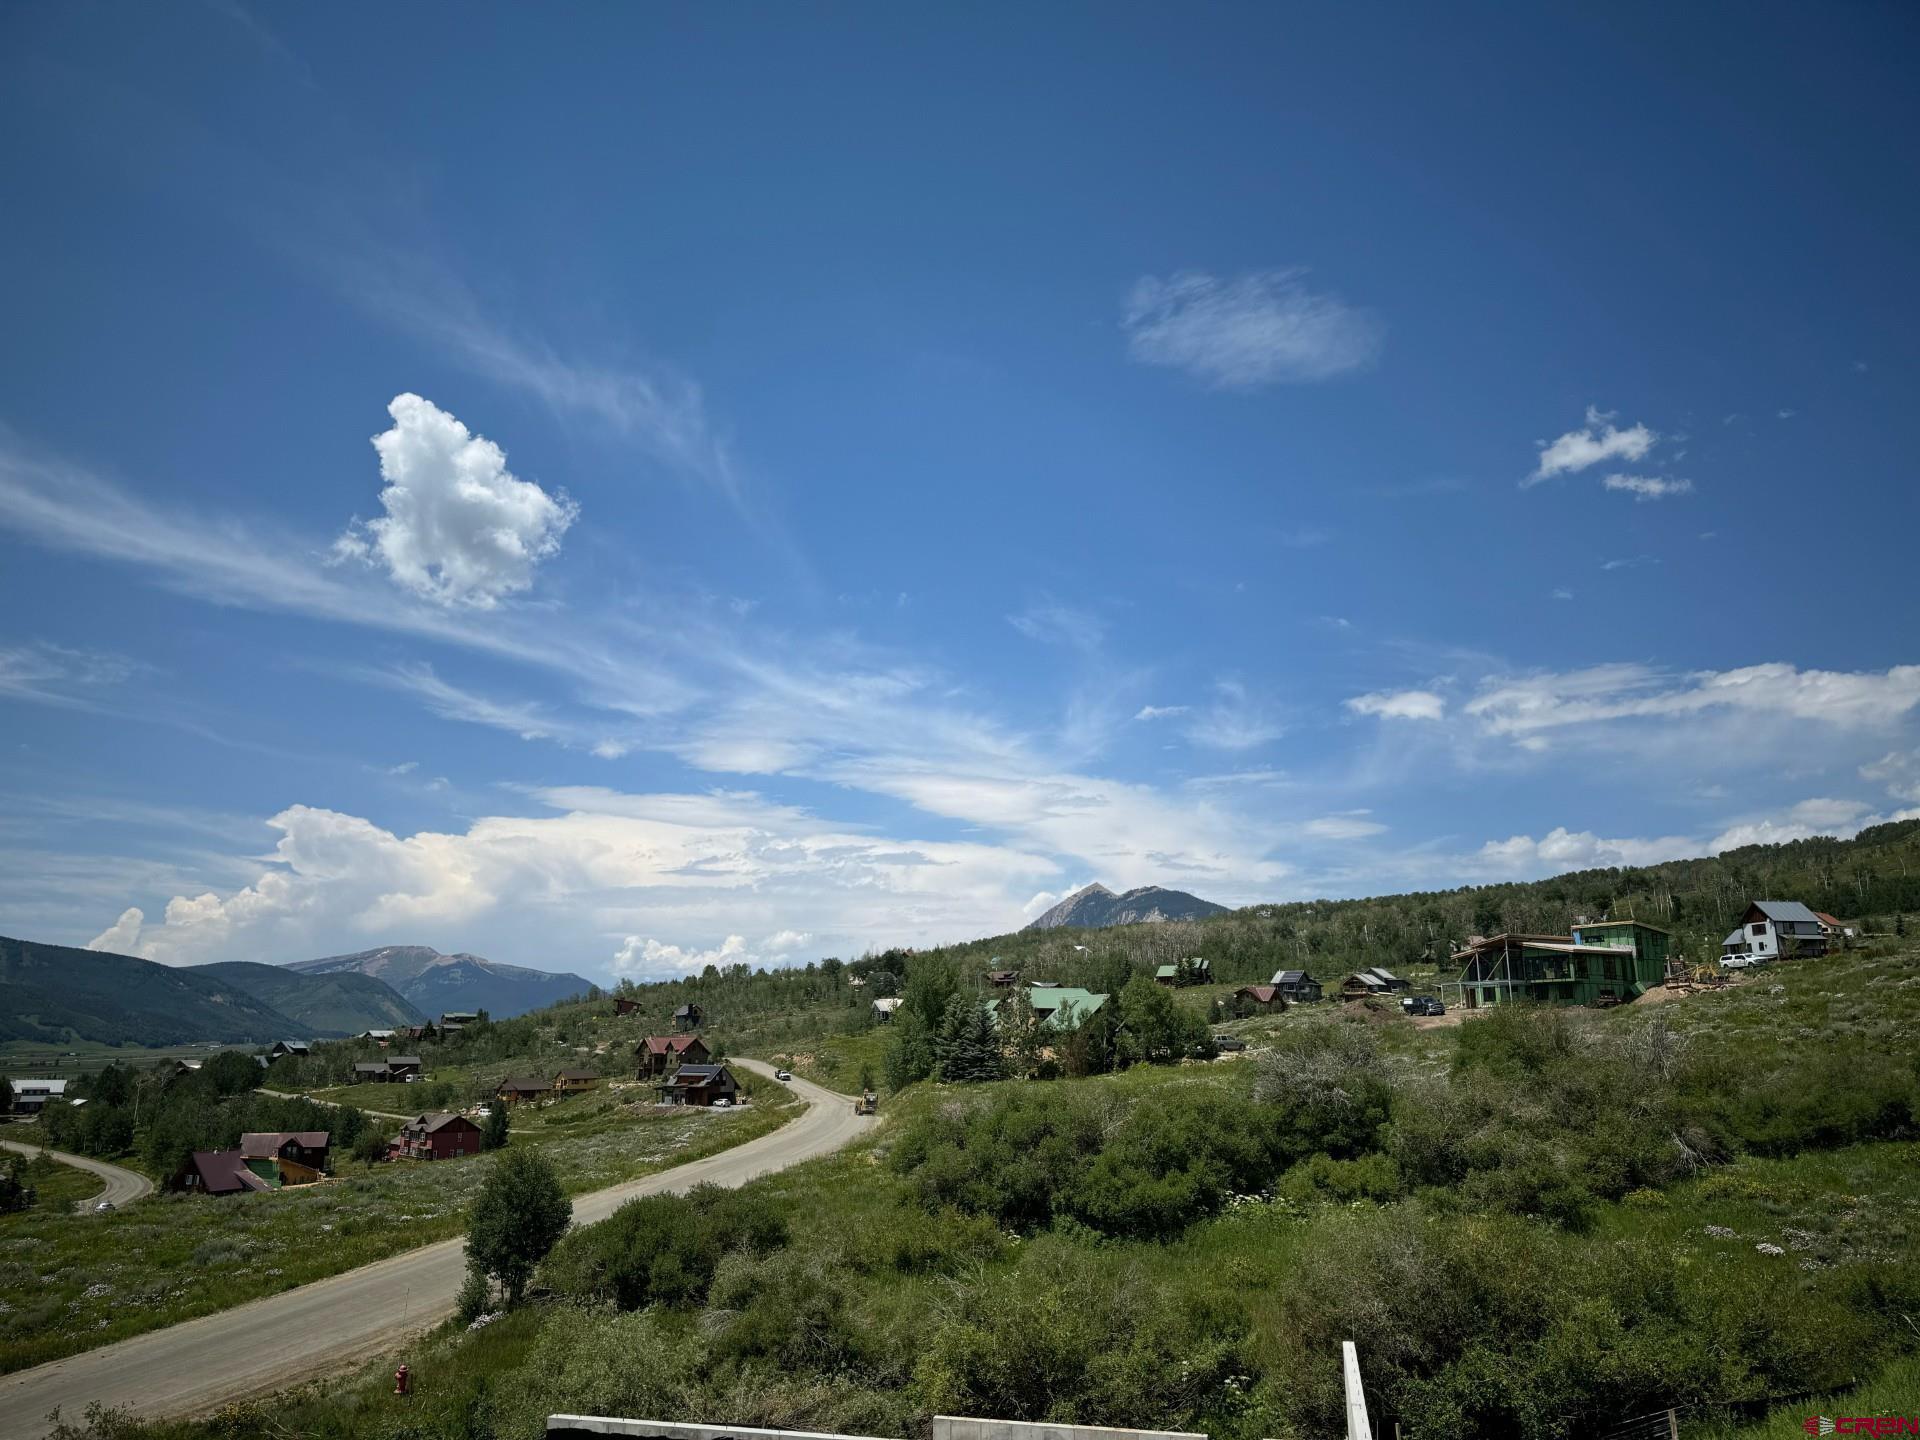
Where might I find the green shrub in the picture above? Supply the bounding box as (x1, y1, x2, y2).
(539, 1183, 787, 1311)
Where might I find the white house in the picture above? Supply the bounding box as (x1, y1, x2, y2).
(871, 997, 904, 1023)
(1723, 900, 1828, 960)
(7, 1077, 68, 1114)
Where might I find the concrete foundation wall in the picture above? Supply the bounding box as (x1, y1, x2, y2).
(548, 1421, 893, 1440)
(933, 1417, 1207, 1440)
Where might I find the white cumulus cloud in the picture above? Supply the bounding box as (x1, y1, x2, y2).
(1123, 269, 1382, 389)
(1527, 406, 1657, 486)
(333, 394, 577, 608)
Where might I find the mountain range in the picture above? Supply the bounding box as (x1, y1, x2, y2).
(1024, 883, 1229, 931)
(284, 946, 593, 1019)
(0, 935, 411, 1045)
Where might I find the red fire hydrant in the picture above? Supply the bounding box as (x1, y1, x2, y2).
(394, 1364, 411, 1396)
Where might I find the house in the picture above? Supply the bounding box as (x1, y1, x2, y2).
(1363, 967, 1408, 991)
(6, 1078, 67, 1114)
(1449, 923, 1671, 1009)
(1339, 972, 1391, 1002)
(385, 1055, 423, 1080)
(986, 986, 1110, 1032)
(358, 1028, 396, 1045)
(553, 1068, 601, 1094)
(392, 1111, 483, 1161)
(353, 1062, 393, 1082)
(655, 1063, 741, 1107)
(1814, 911, 1855, 944)
(636, 1034, 711, 1078)
(613, 997, 640, 1016)
(495, 1076, 550, 1106)
(406, 1022, 437, 1042)
(439, 1012, 480, 1027)
(173, 1059, 203, 1076)
(1234, 984, 1285, 1012)
(986, 969, 1022, 988)
(170, 1150, 274, 1196)
(871, 997, 904, 1023)
(239, 1131, 330, 1184)
(673, 1003, 703, 1032)
(265, 1041, 310, 1061)
(1154, 957, 1212, 986)
(1723, 901, 1828, 961)
(1268, 969, 1323, 1003)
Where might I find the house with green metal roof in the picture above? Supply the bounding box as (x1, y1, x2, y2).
(1153, 957, 1211, 986)
(984, 986, 1109, 1032)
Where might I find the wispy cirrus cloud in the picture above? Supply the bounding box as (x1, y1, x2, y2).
(1602, 472, 1694, 501)
(1346, 689, 1446, 722)
(1123, 268, 1382, 389)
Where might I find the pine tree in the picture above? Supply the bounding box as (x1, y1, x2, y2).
(481, 1097, 510, 1151)
(935, 993, 1005, 1083)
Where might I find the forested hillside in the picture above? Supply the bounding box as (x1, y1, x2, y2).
(0, 936, 299, 1045)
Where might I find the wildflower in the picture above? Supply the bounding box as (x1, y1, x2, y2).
(1755, 1242, 1785, 1255)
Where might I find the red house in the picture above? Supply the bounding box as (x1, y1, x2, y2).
(636, 1034, 711, 1079)
(392, 1111, 483, 1161)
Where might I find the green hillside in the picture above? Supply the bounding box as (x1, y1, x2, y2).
(193, 961, 423, 1036)
(0, 935, 300, 1046)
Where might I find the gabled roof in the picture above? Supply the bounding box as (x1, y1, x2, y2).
(239, 1131, 329, 1156)
(1270, 969, 1315, 986)
(386, 1055, 422, 1067)
(555, 1068, 599, 1082)
(498, 1076, 548, 1092)
(1237, 985, 1279, 1003)
(871, 997, 904, 1013)
(407, 1111, 480, 1133)
(353, 1062, 388, 1074)
(672, 1004, 700, 1017)
(661, 1063, 735, 1088)
(1814, 911, 1845, 928)
(639, 1034, 706, 1055)
(1365, 967, 1400, 983)
(8, 1077, 67, 1095)
(1749, 900, 1822, 925)
(184, 1150, 273, 1194)
(1724, 928, 1745, 946)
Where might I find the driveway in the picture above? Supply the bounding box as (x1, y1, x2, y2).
(0, 1060, 868, 1438)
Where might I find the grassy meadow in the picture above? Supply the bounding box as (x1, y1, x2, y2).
(0, 1078, 797, 1375)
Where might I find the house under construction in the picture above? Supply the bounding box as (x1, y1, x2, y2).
(1447, 920, 1671, 1009)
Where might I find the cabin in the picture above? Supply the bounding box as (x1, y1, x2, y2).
(495, 1077, 550, 1106)
(6, 1078, 67, 1114)
(265, 1041, 310, 1061)
(385, 1055, 423, 1080)
(392, 1111, 483, 1161)
(1814, 911, 1855, 944)
(406, 1022, 438, 1042)
(1154, 957, 1211, 986)
(170, 1150, 274, 1196)
(1363, 967, 1408, 992)
(1234, 984, 1285, 1013)
(1340, 972, 1392, 1002)
(985, 986, 1110, 1033)
(655, 1063, 742, 1107)
(439, 1012, 480, 1027)
(871, 997, 904, 1023)
(1724, 901, 1828, 961)
(673, 1003, 703, 1032)
(353, 1062, 391, 1082)
(239, 1131, 330, 1185)
(173, 1059, 203, 1077)
(636, 1034, 711, 1079)
(1450, 924, 1671, 1009)
(1268, 969, 1323, 1003)
(553, 1068, 600, 1094)
(358, 1028, 396, 1045)
(613, 997, 640, 1016)
(986, 969, 1022, 988)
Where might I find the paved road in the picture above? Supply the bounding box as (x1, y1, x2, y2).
(0, 1061, 867, 1438)
(0, 1139, 153, 1212)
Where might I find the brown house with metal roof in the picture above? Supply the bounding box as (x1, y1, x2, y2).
(495, 1076, 550, 1106)
(635, 1034, 710, 1079)
(1234, 984, 1285, 1011)
(655, 1063, 740, 1107)
(169, 1150, 275, 1196)
(239, 1131, 331, 1184)
(392, 1111, 483, 1161)
(553, 1068, 601, 1094)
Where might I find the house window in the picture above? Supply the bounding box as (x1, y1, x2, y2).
(1750, 923, 1766, 936)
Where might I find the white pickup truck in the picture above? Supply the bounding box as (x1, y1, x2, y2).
(1720, 952, 1762, 969)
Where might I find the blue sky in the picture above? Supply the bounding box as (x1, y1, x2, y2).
(2, 3, 1917, 981)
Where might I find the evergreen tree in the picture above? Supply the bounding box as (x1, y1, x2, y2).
(481, 1096, 511, 1151)
(936, 993, 1005, 1083)
(884, 1006, 938, 1090)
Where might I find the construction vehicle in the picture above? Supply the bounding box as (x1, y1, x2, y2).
(854, 1091, 878, 1116)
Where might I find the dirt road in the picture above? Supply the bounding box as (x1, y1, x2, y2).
(0, 1062, 867, 1438)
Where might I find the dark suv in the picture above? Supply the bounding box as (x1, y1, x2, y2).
(1400, 995, 1446, 1017)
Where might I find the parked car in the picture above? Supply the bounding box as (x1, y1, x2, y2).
(1720, 953, 1761, 969)
(93, 1201, 115, 1213)
(774, 1069, 792, 1081)
(712, 1097, 733, 1108)
(1401, 995, 1446, 1016)
(1213, 1035, 1247, 1052)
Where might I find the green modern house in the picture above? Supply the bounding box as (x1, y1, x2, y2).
(1449, 920, 1671, 1009)
(984, 986, 1109, 1031)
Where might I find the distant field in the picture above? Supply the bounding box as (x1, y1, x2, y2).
(0, 1080, 798, 1375)
(0, 1040, 239, 1071)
